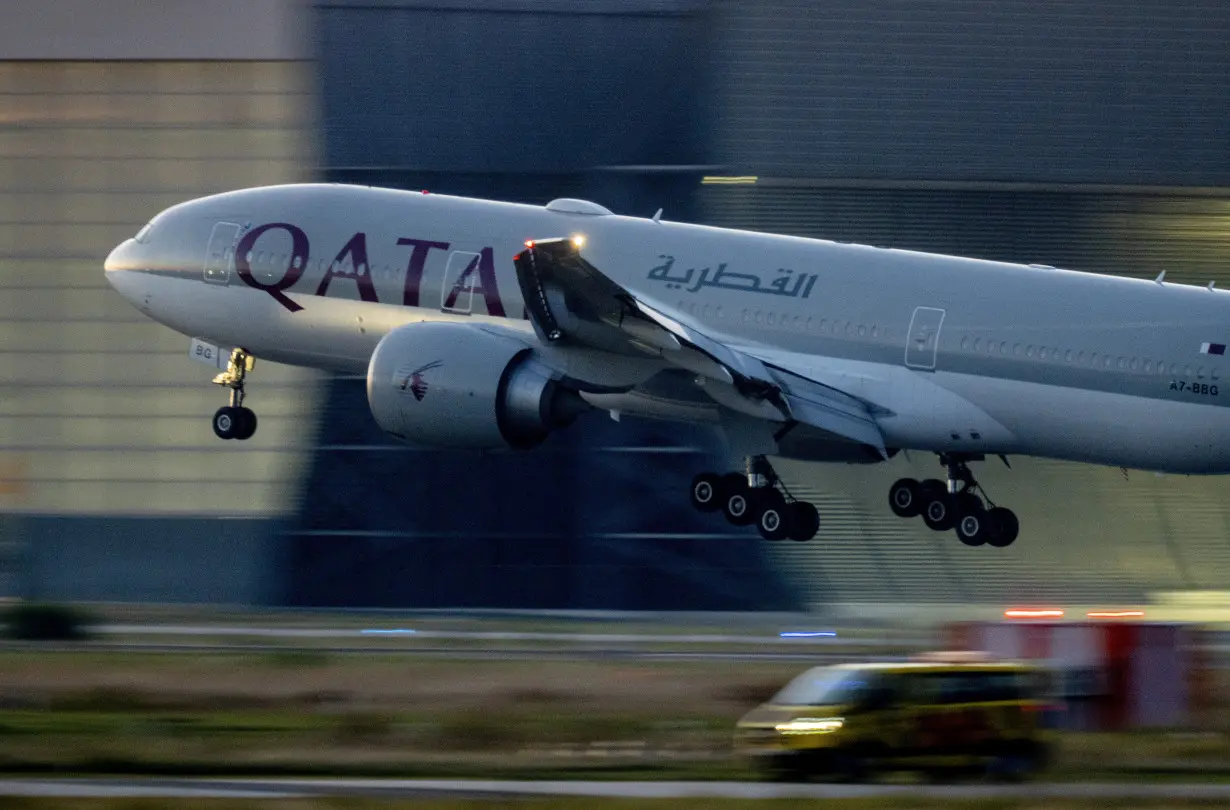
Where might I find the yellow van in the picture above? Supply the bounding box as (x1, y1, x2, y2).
(734, 656, 1053, 781)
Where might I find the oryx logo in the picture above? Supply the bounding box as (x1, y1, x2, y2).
(399, 360, 442, 401)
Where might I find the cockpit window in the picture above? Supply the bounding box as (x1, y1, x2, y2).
(134, 219, 156, 243)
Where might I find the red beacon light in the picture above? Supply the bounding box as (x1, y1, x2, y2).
(1004, 608, 1065, 619)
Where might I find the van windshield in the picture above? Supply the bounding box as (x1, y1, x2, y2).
(771, 667, 875, 706)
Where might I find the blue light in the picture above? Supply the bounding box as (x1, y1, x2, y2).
(780, 631, 837, 638)
(361, 628, 417, 635)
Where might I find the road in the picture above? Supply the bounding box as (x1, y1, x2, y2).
(3, 778, 1230, 800)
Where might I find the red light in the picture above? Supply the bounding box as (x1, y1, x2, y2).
(525, 240, 535, 248)
(421, 190, 430, 194)
(1087, 610, 1145, 619)
(1004, 609, 1065, 619)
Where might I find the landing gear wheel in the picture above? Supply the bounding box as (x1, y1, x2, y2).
(920, 480, 956, 531)
(211, 348, 257, 441)
(722, 475, 756, 526)
(955, 507, 989, 546)
(756, 489, 791, 541)
(888, 478, 921, 518)
(987, 507, 1020, 547)
(212, 406, 241, 440)
(690, 472, 723, 512)
(786, 502, 820, 542)
(235, 407, 257, 441)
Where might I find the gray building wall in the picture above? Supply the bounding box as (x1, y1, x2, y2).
(2, 1, 317, 603)
(709, 0, 1230, 185)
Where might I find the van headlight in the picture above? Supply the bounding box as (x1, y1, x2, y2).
(775, 717, 844, 735)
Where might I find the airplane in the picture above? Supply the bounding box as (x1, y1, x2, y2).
(104, 183, 1230, 547)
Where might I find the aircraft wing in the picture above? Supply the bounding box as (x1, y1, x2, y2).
(513, 238, 890, 455)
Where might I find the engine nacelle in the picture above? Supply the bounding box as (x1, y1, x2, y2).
(366, 322, 587, 449)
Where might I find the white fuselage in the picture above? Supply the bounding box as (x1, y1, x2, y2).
(105, 184, 1230, 474)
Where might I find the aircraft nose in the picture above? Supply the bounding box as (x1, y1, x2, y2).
(104, 238, 136, 275)
(104, 238, 143, 299)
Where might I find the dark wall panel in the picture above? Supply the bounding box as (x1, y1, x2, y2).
(318, 0, 708, 173)
(711, 0, 1230, 184)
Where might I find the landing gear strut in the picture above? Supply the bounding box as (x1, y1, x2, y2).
(888, 454, 1019, 547)
(211, 348, 258, 441)
(689, 456, 820, 542)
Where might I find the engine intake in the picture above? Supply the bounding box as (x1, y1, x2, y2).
(366, 322, 587, 449)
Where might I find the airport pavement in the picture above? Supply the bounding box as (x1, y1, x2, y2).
(4, 778, 1230, 800)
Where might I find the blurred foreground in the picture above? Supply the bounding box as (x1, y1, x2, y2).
(0, 609, 1227, 784)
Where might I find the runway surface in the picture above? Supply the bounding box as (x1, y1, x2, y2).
(4, 778, 1230, 800)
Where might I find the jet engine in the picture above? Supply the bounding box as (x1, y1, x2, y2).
(366, 322, 588, 449)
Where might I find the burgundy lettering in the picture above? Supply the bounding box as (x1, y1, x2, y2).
(315, 232, 379, 303)
(441, 247, 505, 317)
(397, 237, 450, 307)
(235, 223, 309, 312)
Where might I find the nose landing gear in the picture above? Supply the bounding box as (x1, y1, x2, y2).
(888, 454, 1019, 547)
(211, 348, 258, 441)
(689, 456, 820, 542)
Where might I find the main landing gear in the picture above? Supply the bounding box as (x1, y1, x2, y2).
(689, 456, 820, 542)
(887, 454, 1019, 547)
(211, 348, 258, 441)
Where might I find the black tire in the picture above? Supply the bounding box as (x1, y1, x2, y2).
(235, 407, 258, 441)
(212, 406, 240, 440)
(689, 472, 723, 512)
(756, 489, 792, 541)
(922, 491, 956, 531)
(955, 507, 989, 546)
(786, 501, 820, 541)
(987, 507, 1020, 547)
(888, 478, 921, 517)
(722, 476, 757, 526)
(763, 753, 810, 782)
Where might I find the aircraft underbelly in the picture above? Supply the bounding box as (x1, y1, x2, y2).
(937, 371, 1230, 474)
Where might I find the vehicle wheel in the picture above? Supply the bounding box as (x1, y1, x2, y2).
(828, 749, 873, 783)
(786, 501, 820, 541)
(235, 407, 258, 441)
(888, 477, 921, 518)
(763, 753, 809, 782)
(987, 743, 1038, 782)
(722, 476, 756, 526)
(955, 507, 989, 546)
(756, 490, 792, 541)
(212, 406, 240, 440)
(689, 472, 723, 512)
(921, 491, 956, 532)
(987, 507, 1020, 547)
